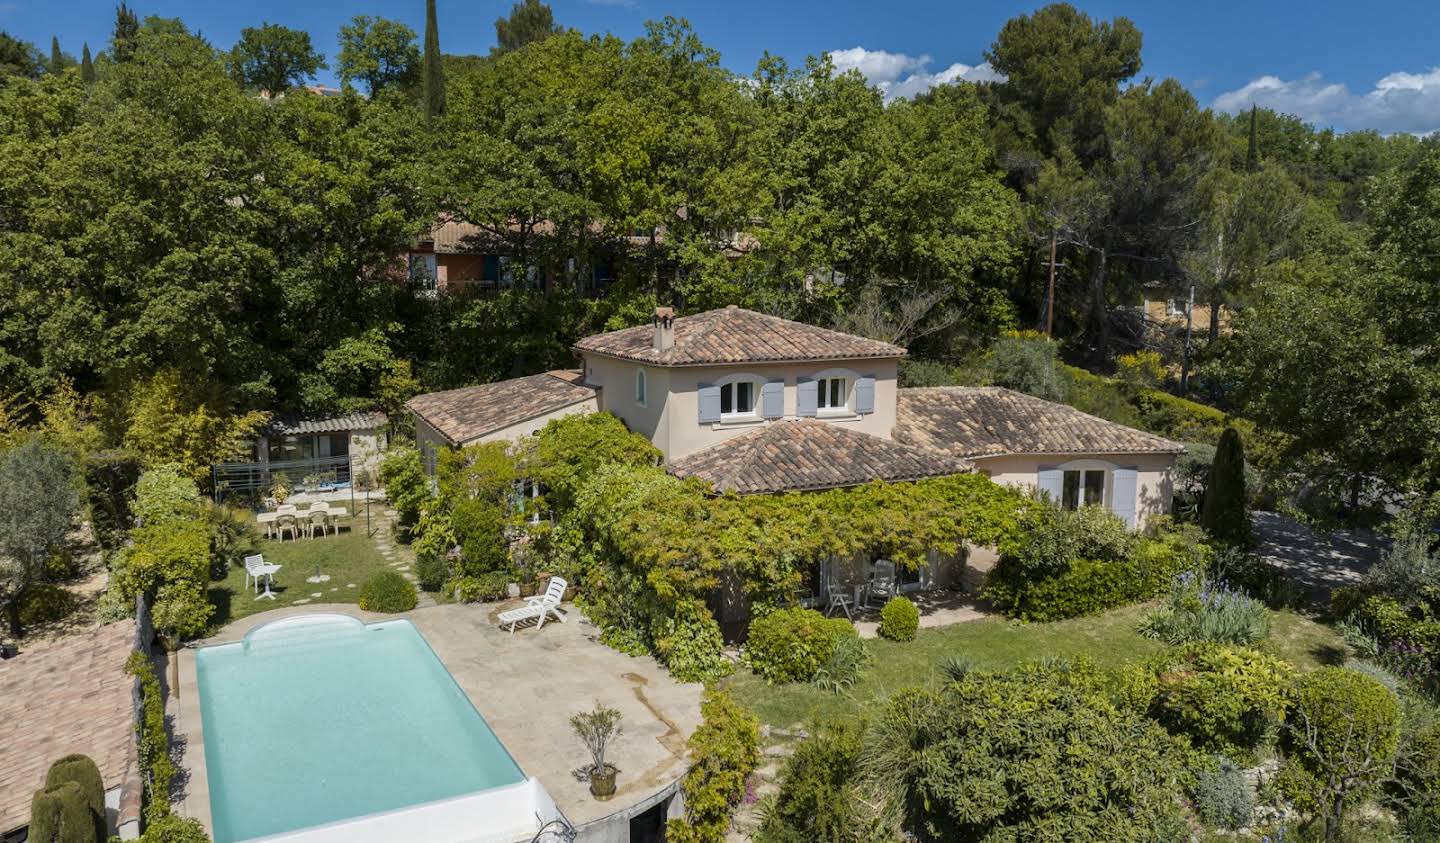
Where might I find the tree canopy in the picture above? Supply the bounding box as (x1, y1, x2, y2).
(229, 23, 325, 95)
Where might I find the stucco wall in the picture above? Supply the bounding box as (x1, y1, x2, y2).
(581, 353, 900, 462)
(971, 452, 1176, 528)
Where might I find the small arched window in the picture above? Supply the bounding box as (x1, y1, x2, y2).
(635, 368, 647, 407)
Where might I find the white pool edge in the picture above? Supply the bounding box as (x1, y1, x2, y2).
(237, 777, 566, 843)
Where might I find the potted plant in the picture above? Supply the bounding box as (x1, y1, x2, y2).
(570, 702, 623, 799)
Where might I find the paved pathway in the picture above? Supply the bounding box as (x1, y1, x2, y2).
(1252, 511, 1389, 603)
(369, 505, 436, 609)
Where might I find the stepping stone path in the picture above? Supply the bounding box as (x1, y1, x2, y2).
(368, 503, 436, 609)
(727, 727, 800, 841)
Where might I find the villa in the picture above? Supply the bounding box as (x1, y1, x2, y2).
(408, 305, 1184, 599)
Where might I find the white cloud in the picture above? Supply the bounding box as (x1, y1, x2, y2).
(828, 47, 1003, 101)
(1213, 68, 1440, 135)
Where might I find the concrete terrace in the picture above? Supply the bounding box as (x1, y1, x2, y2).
(171, 601, 704, 838)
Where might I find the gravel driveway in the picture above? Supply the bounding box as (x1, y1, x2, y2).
(1252, 511, 1389, 604)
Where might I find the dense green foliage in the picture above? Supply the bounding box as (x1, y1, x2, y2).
(1145, 643, 1295, 758)
(0, 437, 78, 635)
(126, 650, 176, 824)
(135, 815, 211, 843)
(746, 608, 856, 684)
(756, 720, 865, 843)
(357, 570, 417, 613)
(1201, 427, 1252, 547)
(667, 692, 761, 843)
(877, 596, 919, 642)
(1279, 667, 1402, 840)
(27, 781, 94, 843)
(19, 582, 77, 627)
(984, 508, 1210, 621)
(860, 665, 1192, 841)
(43, 755, 104, 842)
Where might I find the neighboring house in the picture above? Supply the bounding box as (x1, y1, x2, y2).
(1139, 282, 1231, 335)
(403, 217, 619, 296)
(404, 306, 1184, 611)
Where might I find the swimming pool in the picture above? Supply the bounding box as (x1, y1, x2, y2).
(196, 614, 560, 843)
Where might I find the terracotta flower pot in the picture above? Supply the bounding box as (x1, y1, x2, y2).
(588, 764, 617, 799)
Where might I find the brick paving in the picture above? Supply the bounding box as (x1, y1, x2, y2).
(0, 621, 136, 834)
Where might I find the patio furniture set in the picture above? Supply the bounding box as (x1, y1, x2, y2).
(257, 503, 350, 541)
(824, 559, 899, 620)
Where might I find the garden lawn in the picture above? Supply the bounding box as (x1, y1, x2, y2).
(209, 527, 395, 627)
(720, 603, 1350, 730)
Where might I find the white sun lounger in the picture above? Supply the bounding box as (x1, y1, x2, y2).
(498, 577, 567, 635)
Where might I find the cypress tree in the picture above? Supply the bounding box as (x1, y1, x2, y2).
(80, 43, 95, 84)
(1246, 105, 1259, 172)
(49, 36, 62, 74)
(112, 2, 139, 63)
(422, 0, 444, 119)
(27, 781, 92, 843)
(44, 754, 105, 841)
(1201, 426, 1251, 547)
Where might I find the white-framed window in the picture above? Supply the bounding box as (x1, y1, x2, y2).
(1061, 469, 1106, 510)
(635, 369, 647, 407)
(720, 380, 758, 419)
(816, 376, 850, 412)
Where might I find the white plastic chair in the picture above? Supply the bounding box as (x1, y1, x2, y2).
(306, 510, 333, 539)
(243, 554, 266, 593)
(497, 576, 568, 635)
(275, 514, 300, 542)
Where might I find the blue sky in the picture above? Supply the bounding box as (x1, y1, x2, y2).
(6, 0, 1440, 133)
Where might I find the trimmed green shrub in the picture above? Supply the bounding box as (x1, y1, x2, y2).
(861, 668, 1192, 841)
(137, 814, 211, 842)
(1279, 667, 1402, 837)
(1191, 755, 1253, 831)
(745, 608, 856, 684)
(44, 754, 104, 841)
(1148, 643, 1294, 758)
(1201, 427, 1251, 547)
(413, 549, 448, 592)
(357, 570, 417, 613)
(28, 781, 94, 843)
(667, 692, 761, 843)
(756, 720, 864, 843)
(653, 601, 732, 683)
(878, 596, 919, 641)
(19, 583, 77, 627)
(126, 651, 174, 824)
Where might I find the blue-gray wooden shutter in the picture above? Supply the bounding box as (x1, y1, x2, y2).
(854, 376, 876, 414)
(796, 378, 818, 417)
(761, 380, 784, 419)
(698, 384, 721, 423)
(1036, 467, 1063, 503)
(1111, 467, 1138, 529)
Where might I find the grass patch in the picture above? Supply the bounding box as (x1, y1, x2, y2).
(719, 602, 1351, 730)
(209, 526, 395, 628)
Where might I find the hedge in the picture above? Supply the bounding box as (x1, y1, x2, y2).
(126, 651, 175, 824)
(985, 541, 1200, 622)
(746, 608, 856, 684)
(358, 570, 418, 613)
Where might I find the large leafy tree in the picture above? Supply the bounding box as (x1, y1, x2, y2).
(0, 438, 78, 636)
(337, 15, 419, 96)
(493, 0, 561, 55)
(229, 23, 325, 95)
(0, 31, 42, 80)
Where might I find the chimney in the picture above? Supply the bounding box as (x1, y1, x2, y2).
(652, 307, 675, 351)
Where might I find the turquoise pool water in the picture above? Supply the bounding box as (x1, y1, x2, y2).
(196, 615, 525, 843)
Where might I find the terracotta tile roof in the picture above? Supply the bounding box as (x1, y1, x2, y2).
(405, 371, 597, 445)
(573, 305, 906, 367)
(668, 419, 971, 495)
(894, 387, 1185, 459)
(0, 622, 137, 834)
(262, 411, 387, 436)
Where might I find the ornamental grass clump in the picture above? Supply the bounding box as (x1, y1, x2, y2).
(1139, 571, 1271, 646)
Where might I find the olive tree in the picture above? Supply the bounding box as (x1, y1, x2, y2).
(0, 438, 78, 636)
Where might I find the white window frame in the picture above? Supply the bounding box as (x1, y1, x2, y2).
(635, 368, 647, 407)
(1054, 458, 1116, 511)
(713, 373, 764, 422)
(810, 367, 861, 418)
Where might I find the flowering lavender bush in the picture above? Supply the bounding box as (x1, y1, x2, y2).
(1139, 572, 1272, 646)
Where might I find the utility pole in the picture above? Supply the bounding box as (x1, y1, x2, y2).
(1046, 230, 1058, 335)
(1179, 284, 1196, 394)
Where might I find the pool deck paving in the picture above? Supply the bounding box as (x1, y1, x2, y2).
(171, 600, 703, 839)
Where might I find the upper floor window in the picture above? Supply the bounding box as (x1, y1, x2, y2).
(720, 381, 756, 418)
(816, 377, 849, 412)
(635, 369, 647, 407)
